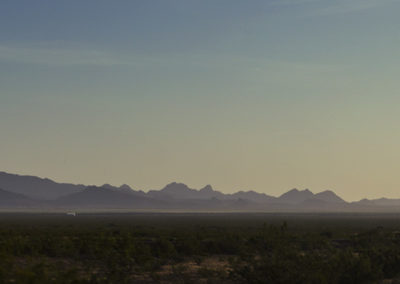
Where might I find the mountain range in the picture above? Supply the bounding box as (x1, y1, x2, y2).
(0, 171, 399, 212)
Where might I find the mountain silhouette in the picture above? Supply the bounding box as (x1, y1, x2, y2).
(2, 171, 400, 212)
(278, 188, 314, 203)
(355, 198, 400, 207)
(148, 182, 226, 200)
(0, 172, 84, 200)
(54, 186, 164, 209)
(229, 190, 275, 203)
(314, 190, 345, 203)
(0, 188, 39, 207)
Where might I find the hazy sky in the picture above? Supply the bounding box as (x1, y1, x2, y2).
(1, 0, 400, 201)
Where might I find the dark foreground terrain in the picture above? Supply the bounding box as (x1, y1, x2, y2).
(1, 213, 400, 283)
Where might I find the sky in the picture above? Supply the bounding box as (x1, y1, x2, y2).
(1, 0, 400, 201)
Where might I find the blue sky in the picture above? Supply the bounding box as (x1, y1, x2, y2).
(1, 0, 400, 200)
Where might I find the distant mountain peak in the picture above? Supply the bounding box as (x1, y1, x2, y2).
(279, 188, 313, 196)
(278, 188, 314, 203)
(119, 184, 132, 191)
(165, 182, 185, 187)
(162, 182, 191, 192)
(284, 188, 300, 194)
(101, 183, 115, 190)
(319, 189, 333, 194)
(315, 190, 345, 203)
(100, 183, 133, 191)
(200, 185, 214, 192)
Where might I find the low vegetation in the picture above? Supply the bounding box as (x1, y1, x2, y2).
(0, 213, 400, 283)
